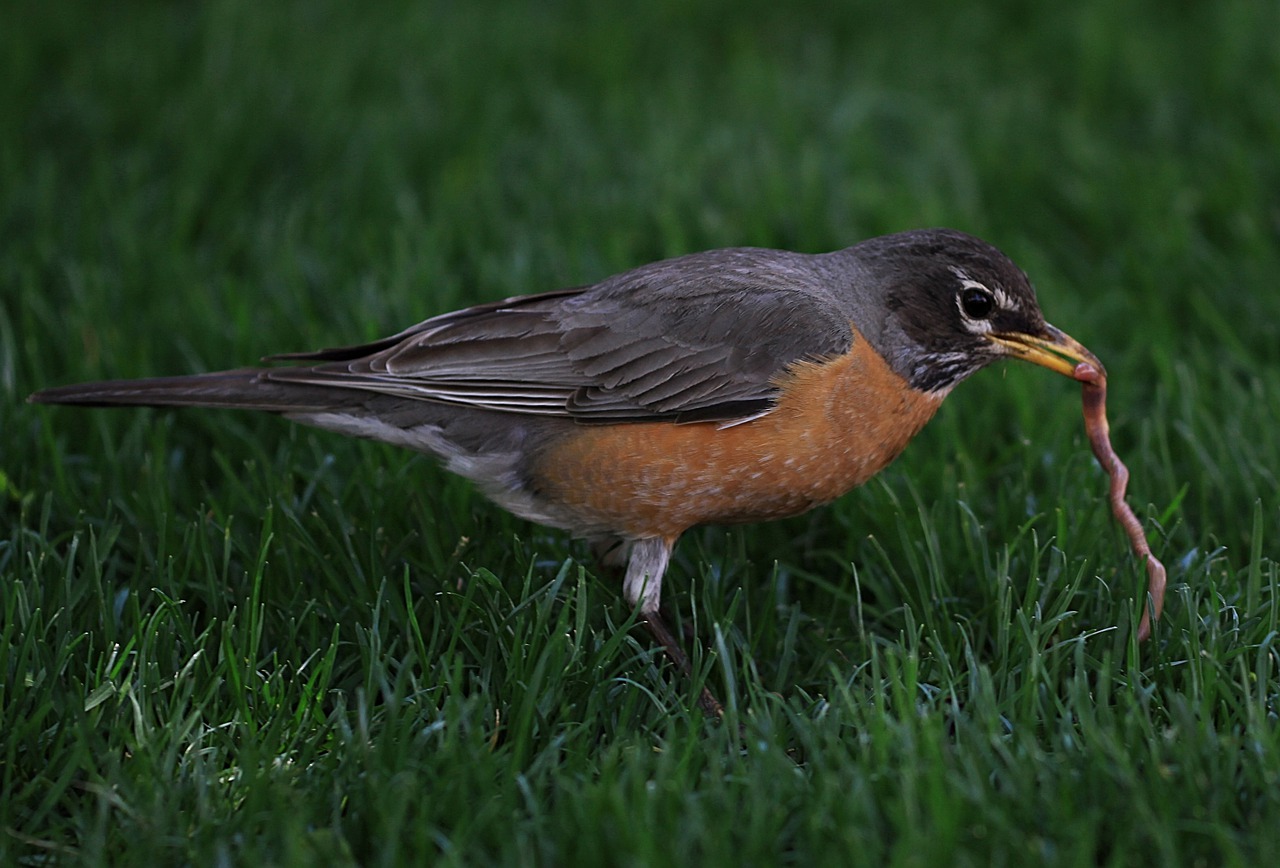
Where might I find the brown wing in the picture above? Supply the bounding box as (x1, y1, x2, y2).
(266, 248, 854, 424)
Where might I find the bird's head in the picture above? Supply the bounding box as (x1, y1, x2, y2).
(853, 229, 1103, 393)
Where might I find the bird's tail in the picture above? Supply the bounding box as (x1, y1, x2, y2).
(27, 369, 344, 413)
(28, 368, 573, 532)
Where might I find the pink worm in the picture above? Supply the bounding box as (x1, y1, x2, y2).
(1074, 362, 1166, 641)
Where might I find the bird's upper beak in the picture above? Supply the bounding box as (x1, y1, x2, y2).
(988, 324, 1105, 381)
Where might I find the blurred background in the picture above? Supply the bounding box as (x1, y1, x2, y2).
(4, 0, 1280, 862)
(6, 0, 1277, 548)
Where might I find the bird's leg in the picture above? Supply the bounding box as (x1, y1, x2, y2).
(622, 537, 725, 719)
(592, 537, 694, 641)
(639, 609, 725, 719)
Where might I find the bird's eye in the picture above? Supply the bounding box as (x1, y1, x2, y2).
(960, 287, 995, 319)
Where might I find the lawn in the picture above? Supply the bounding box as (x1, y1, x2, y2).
(3, 0, 1279, 864)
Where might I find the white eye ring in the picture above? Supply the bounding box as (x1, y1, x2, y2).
(959, 285, 995, 319)
(951, 268, 1013, 332)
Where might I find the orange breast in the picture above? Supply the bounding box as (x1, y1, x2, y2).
(531, 331, 944, 539)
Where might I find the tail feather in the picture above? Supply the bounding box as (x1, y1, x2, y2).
(28, 367, 576, 532)
(27, 369, 350, 413)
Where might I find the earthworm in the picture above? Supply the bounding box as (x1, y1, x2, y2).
(1074, 362, 1166, 640)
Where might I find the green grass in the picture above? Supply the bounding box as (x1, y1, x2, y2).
(4, 0, 1279, 864)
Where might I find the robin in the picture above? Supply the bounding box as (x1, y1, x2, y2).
(29, 228, 1103, 716)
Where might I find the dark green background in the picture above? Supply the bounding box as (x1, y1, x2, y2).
(3, 1, 1278, 864)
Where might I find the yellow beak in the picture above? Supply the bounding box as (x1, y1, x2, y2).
(988, 324, 1105, 380)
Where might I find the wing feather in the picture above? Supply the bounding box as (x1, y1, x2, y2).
(267, 248, 855, 423)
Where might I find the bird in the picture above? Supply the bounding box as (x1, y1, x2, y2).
(29, 228, 1103, 716)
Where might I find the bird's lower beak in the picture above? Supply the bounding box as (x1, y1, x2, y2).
(988, 324, 1105, 381)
